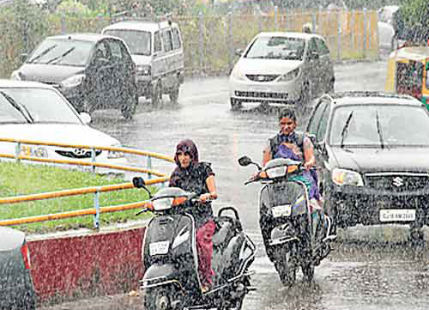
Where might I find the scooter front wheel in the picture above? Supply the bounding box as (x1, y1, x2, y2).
(274, 250, 296, 287)
(144, 286, 182, 310)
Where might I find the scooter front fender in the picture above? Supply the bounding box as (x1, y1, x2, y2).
(141, 263, 182, 289)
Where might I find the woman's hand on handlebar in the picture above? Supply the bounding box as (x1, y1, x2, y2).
(199, 192, 217, 202)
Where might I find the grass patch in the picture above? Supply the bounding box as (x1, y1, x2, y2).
(0, 162, 155, 234)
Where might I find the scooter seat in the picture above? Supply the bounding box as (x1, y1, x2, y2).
(212, 217, 236, 248)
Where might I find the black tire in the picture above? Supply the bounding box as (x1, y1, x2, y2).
(326, 77, 335, 93)
(409, 226, 425, 248)
(151, 81, 162, 107)
(169, 77, 180, 104)
(301, 262, 315, 283)
(120, 94, 137, 120)
(230, 98, 242, 111)
(144, 287, 180, 310)
(274, 251, 296, 286)
(297, 81, 310, 112)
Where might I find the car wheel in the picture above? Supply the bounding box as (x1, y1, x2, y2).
(169, 77, 180, 104)
(121, 94, 138, 120)
(151, 81, 162, 107)
(326, 77, 335, 93)
(230, 98, 242, 111)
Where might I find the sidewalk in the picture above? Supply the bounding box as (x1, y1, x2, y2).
(38, 292, 142, 310)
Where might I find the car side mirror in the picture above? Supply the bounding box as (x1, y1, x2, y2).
(307, 133, 317, 145)
(235, 48, 243, 57)
(79, 112, 91, 124)
(309, 51, 319, 60)
(316, 141, 328, 156)
(20, 53, 28, 63)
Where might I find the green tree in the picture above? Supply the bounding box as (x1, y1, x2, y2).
(398, 0, 429, 43)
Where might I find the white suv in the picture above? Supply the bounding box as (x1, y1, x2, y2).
(102, 19, 184, 106)
(229, 32, 335, 110)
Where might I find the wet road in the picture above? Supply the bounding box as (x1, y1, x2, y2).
(41, 60, 429, 310)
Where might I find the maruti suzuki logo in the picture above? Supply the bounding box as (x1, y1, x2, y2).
(392, 177, 404, 187)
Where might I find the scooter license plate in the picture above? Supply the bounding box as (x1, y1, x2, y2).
(272, 204, 292, 218)
(149, 241, 170, 256)
(379, 209, 416, 222)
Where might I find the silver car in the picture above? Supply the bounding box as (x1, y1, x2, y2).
(0, 227, 36, 310)
(229, 32, 335, 110)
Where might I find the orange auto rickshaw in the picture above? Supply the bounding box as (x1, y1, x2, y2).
(385, 46, 429, 109)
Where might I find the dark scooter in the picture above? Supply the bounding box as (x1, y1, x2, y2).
(238, 156, 335, 286)
(133, 177, 256, 310)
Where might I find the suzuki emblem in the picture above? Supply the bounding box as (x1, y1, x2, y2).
(392, 177, 404, 187)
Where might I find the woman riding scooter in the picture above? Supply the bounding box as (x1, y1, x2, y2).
(169, 139, 218, 292)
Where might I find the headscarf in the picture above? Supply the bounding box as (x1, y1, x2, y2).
(174, 139, 199, 167)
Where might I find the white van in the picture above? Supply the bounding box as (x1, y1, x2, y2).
(102, 19, 184, 105)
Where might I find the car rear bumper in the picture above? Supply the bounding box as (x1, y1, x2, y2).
(330, 185, 429, 227)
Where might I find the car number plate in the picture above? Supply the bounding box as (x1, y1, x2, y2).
(272, 204, 292, 218)
(379, 209, 416, 222)
(149, 241, 170, 256)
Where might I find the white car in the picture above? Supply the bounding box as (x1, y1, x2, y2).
(0, 79, 126, 170)
(229, 32, 335, 110)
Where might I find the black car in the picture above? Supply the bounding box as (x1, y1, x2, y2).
(306, 92, 429, 244)
(11, 33, 138, 119)
(0, 227, 36, 310)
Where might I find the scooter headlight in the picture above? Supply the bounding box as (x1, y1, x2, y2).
(152, 198, 174, 211)
(265, 166, 287, 178)
(332, 168, 363, 186)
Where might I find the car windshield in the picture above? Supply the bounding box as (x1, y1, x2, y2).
(104, 30, 151, 56)
(0, 88, 81, 124)
(27, 38, 94, 66)
(329, 104, 429, 147)
(245, 36, 305, 60)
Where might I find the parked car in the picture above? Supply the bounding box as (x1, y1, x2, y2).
(0, 226, 36, 310)
(306, 91, 429, 244)
(229, 32, 335, 110)
(0, 79, 126, 170)
(11, 33, 138, 119)
(102, 19, 184, 106)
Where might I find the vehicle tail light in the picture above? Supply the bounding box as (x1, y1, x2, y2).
(21, 242, 31, 270)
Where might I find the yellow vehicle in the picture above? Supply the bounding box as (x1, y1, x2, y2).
(385, 46, 429, 108)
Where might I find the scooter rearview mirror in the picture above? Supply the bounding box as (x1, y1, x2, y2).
(238, 156, 252, 166)
(133, 177, 153, 198)
(132, 177, 145, 188)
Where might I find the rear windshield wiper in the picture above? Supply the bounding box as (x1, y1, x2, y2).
(27, 44, 57, 64)
(45, 47, 76, 65)
(340, 111, 354, 148)
(375, 111, 385, 149)
(0, 91, 34, 123)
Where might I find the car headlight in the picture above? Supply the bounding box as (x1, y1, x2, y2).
(21, 145, 48, 158)
(11, 70, 22, 80)
(277, 68, 301, 82)
(230, 66, 246, 81)
(136, 65, 151, 75)
(332, 168, 363, 186)
(61, 74, 85, 88)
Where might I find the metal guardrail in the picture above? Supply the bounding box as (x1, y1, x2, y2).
(0, 137, 174, 176)
(0, 137, 174, 228)
(0, 177, 168, 228)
